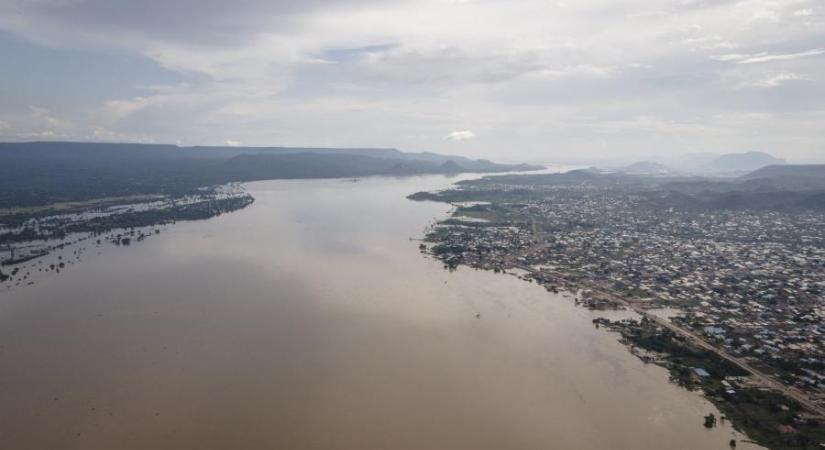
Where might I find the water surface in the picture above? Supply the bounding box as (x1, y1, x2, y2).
(0, 175, 758, 449)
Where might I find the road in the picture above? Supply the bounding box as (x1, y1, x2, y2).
(507, 226, 825, 418)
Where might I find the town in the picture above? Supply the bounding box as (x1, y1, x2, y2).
(412, 171, 825, 449)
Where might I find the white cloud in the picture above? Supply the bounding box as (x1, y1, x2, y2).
(750, 9, 780, 24)
(740, 49, 825, 64)
(714, 48, 825, 64)
(445, 130, 475, 141)
(736, 71, 806, 89)
(0, 0, 824, 162)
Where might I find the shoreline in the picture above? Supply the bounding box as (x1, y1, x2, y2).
(0, 184, 254, 291)
(417, 200, 825, 450)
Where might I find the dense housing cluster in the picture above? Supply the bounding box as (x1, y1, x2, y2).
(423, 181, 825, 401)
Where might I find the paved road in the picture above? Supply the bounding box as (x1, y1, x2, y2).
(507, 231, 825, 418)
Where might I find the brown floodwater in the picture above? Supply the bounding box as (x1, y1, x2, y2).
(0, 175, 760, 449)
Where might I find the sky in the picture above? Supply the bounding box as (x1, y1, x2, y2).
(0, 0, 823, 164)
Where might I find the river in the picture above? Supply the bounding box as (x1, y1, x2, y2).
(0, 174, 759, 449)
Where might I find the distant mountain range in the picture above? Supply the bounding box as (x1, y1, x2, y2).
(743, 164, 825, 180)
(0, 141, 542, 208)
(706, 152, 786, 173)
(614, 151, 787, 176)
(738, 164, 825, 192)
(457, 163, 825, 212)
(616, 161, 675, 175)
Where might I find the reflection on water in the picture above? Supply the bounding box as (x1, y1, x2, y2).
(0, 175, 760, 449)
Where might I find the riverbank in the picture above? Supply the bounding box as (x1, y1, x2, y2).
(1, 184, 253, 290)
(416, 202, 825, 450)
(0, 175, 759, 450)
(596, 315, 825, 449)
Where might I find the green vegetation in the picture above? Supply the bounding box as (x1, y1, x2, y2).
(1, 195, 254, 248)
(715, 389, 825, 449)
(65, 196, 254, 235)
(615, 317, 825, 449)
(451, 168, 825, 212)
(0, 141, 540, 209)
(408, 188, 544, 205)
(413, 167, 825, 449)
(0, 195, 164, 217)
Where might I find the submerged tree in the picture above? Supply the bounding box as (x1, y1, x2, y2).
(704, 413, 717, 428)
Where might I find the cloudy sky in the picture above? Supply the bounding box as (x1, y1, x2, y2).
(1, 0, 823, 164)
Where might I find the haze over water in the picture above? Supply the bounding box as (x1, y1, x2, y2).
(0, 175, 759, 449)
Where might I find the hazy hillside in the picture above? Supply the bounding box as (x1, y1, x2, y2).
(742, 164, 825, 180)
(737, 164, 825, 192)
(0, 141, 542, 208)
(445, 166, 825, 212)
(217, 153, 490, 179)
(617, 161, 675, 175)
(705, 151, 786, 173)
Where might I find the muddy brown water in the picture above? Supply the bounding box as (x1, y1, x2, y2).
(0, 175, 760, 449)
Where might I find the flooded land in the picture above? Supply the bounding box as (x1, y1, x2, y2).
(0, 175, 759, 449)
